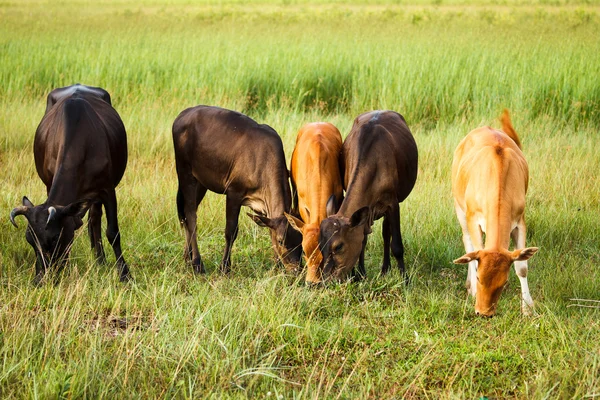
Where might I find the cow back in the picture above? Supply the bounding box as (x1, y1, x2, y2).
(452, 127, 529, 247)
(340, 111, 418, 217)
(34, 91, 127, 203)
(291, 122, 343, 224)
(172, 106, 290, 210)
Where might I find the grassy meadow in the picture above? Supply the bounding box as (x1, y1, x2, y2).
(1, 0, 600, 398)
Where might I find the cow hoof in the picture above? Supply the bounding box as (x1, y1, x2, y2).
(218, 264, 230, 275)
(402, 272, 410, 286)
(285, 267, 301, 276)
(521, 304, 535, 317)
(32, 274, 45, 287)
(305, 280, 323, 288)
(380, 265, 390, 276)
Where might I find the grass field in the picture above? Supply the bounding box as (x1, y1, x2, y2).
(1, 1, 600, 398)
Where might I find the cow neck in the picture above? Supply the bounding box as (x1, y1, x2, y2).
(264, 172, 291, 219)
(46, 167, 81, 207)
(483, 154, 514, 251)
(338, 170, 366, 218)
(484, 202, 513, 251)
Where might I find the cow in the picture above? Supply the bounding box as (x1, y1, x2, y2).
(10, 84, 130, 284)
(284, 122, 344, 284)
(318, 111, 418, 282)
(172, 105, 302, 274)
(452, 110, 538, 317)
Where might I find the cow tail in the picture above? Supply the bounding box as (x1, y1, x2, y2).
(500, 109, 522, 149)
(176, 186, 186, 224)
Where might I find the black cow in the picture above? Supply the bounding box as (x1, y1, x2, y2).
(319, 110, 418, 282)
(172, 105, 302, 274)
(10, 84, 130, 284)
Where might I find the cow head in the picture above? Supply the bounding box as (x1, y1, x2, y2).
(248, 213, 302, 274)
(10, 196, 91, 283)
(454, 247, 539, 316)
(318, 207, 370, 281)
(284, 214, 323, 284)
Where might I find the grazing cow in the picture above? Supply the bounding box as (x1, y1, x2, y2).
(452, 110, 538, 317)
(10, 84, 130, 284)
(285, 122, 344, 284)
(319, 111, 418, 282)
(172, 105, 302, 274)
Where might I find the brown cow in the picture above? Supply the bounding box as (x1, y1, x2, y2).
(285, 122, 344, 284)
(452, 110, 538, 317)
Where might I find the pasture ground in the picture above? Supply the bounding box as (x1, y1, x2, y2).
(1, 0, 599, 398)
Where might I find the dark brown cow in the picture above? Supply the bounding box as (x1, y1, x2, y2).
(172, 105, 302, 274)
(10, 84, 130, 284)
(319, 111, 418, 282)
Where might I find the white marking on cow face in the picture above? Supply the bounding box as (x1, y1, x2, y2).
(244, 198, 267, 216)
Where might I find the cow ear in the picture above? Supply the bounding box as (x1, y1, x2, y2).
(62, 199, 93, 219)
(247, 213, 276, 229)
(512, 247, 539, 261)
(284, 213, 304, 233)
(453, 251, 480, 264)
(326, 195, 337, 217)
(350, 207, 370, 228)
(23, 196, 34, 207)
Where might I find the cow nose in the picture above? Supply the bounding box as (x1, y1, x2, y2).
(305, 281, 323, 288)
(476, 310, 494, 318)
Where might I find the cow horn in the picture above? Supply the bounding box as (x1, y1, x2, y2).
(46, 206, 57, 225)
(10, 206, 29, 228)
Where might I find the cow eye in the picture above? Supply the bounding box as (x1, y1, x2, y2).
(333, 243, 344, 253)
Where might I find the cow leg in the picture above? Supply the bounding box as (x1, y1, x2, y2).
(352, 236, 368, 281)
(53, 258, 68, 286)
(103, 189, 130, 282)
(221, 195, 242, 274)
(466, 217, 484, 297)
(178, 171, 206, 274)
(389, 202, 407, 284)
(455, 201, 478, 297)
(189, 184, 207, 273)
(380, 214, 392, 275)
(88, 202, 106, 264)
(33, 251, 46, 286)
(512, 217, 534, 315)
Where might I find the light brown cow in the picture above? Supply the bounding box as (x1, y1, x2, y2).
(285, 122, 343, 284)
(452, 110, 539, 317)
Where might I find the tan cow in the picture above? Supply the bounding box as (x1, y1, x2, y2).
(285, 122, 343, 284)
(452, 110, 539, 317)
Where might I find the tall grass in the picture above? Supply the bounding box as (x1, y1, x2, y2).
(1, 1, 599, 398)
(1, 2, 599, 143)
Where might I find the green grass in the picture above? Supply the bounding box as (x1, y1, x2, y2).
(1, 1, 599, 398)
